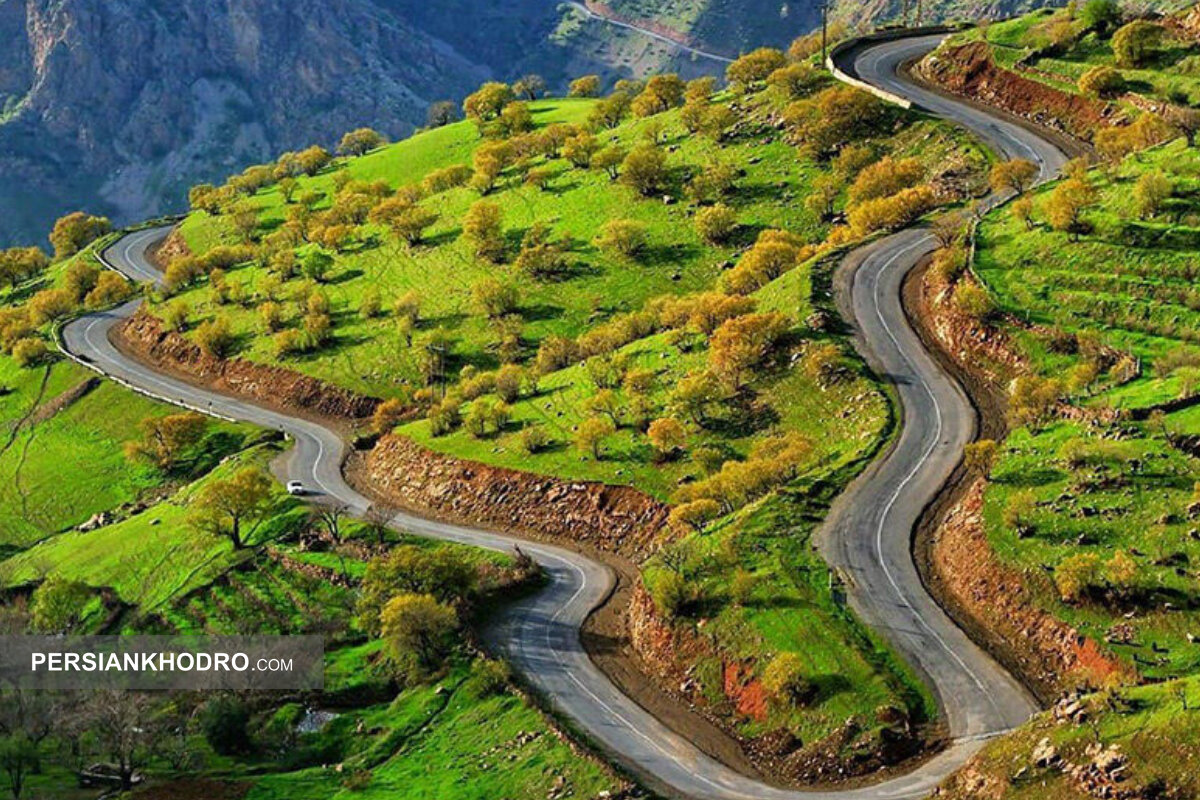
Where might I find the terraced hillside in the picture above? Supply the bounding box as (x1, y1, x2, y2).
(144, 55, 992, 777)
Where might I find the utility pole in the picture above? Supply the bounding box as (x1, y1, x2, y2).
(820, 1, 829, 64)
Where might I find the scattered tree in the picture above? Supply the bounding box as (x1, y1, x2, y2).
(989, 158, 1039, 195)
(463, 82, 515, 124)
(1077, 65, 1126, 98)
(49, 212, 111, 259)
(576, 415, 616, 459)
(620, 145, 668, 197)
(1112, 20, 1162, 68)
(513, 74, 547, 101)
(708, 312, 790, 388)
(189, 466, 276, 549)
(1134, 169, 1171, 219)
(379, 593, 458, 679)
(569, 75, 601, 98)
(338, 127, 386, 157)
(647, 417, 686, 461)
(594, 219, 649, 259)
(726, 48, 787, 89)
(462, 200, 505, 261)
(125, 412, 208, 471)
(426, 100, 461, 128)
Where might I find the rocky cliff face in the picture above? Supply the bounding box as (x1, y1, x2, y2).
(0, 0, 499, 246)
(0, 0, 1062, 247)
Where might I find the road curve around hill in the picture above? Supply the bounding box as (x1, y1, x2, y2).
(60, 33, 1067, 800)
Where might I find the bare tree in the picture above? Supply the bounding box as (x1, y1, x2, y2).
(363, 503, 397, 548)
(83, 691, 156, 790)
(310, 503, 349, 544)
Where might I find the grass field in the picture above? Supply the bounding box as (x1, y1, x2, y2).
(937, 675, 1200, 799)
(242, 664, 618, 800)
(0, 445, 303, 610)
(968, 113, 1200, 683)
(152, 71, 993, 755)
(954, 7, 1200, 106)
(166, 98, 985, 398)
(976, 140, 1200, 410)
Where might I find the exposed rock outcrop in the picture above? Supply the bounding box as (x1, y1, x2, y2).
(917, 41, 1114, 141)
(360, 434, 669, 556)
(114, 307, 379, 422)
(932, 478, 1132, 697)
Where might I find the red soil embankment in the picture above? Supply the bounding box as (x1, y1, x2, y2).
(912, 267, 1131, 698)
(933, 479, 1131, 696)
(115, 308, 380, 423)
(917, 41, 1114, 141)
(359, 434, 670, 556)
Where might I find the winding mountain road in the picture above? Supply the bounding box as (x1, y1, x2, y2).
(59, 33, 1067, 799)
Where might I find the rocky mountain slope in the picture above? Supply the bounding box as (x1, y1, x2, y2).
(0, 0, 1065, 247)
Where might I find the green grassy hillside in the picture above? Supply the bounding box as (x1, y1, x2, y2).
(953, 5, 1200, 107)
(968, 140, 1200, 684)
(937, 675, 1200, 799)
(158, 63, 990, 767)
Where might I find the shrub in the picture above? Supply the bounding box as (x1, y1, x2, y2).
(260, 302, 284, 333)
(648, 571, 689, 618)
(11, 337, 48, 368)
(338, 127, 386, 156)
(494, 364, 525, 403)
(514, 224, 569, 278)
(594, 219, 649, 259)
(519, 425, 552, 454)
(463, 201, 505, 262)
(726, 47, 787, 88)
(687, 161, 738, 205)
(1112, 20, 1162, 68)
(200, 697, 253, 756)
(802, 342, 844, 387)
(1134, 170, 1171, 219)
(380, 593, 458, 680)
(647, 417, 687, 460)
(163, 301, 191, 332)
(761, 653, 816, 706)
(29, 577, 90, 633)
(195, 316, 235, 358)
(422, 164, 473, 194)
(767, 62, 822, 99)
(535, 335, 578, 375)
(695, 204, 738, 245)
(953, 282, 994, 321)
(847, 185, 937, 237)
(576, 415, 616, 459)
(1055, 553, 1103, 603)
(273, 328, 306, 357)
(49, 211, 111, 259)
(27, 288, 75, 325)
(472, 277, 519, 318)
(373, 398, 407, 434)
(1077, 65, 1126, 98)
(848, 156, 924, 203)
(708, 312, 791, 388)
(427, 398, 461, 436)
(620, 145, 668, 197)
(988, 158, 1038, 195)
(1011, 195, 1035, 230)
(569, 75, 601, 97)
(667, 499, 721, 532)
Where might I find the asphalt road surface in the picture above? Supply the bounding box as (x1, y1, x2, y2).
(60, 32, 1067, 800)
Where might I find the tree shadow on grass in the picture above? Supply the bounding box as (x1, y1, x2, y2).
(640, 242, 704, 270)
(423, 228, 461, 248)
(520, 302, 565, 322)
(544, 180, 582, 196)
(327, 269, 364, 285)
